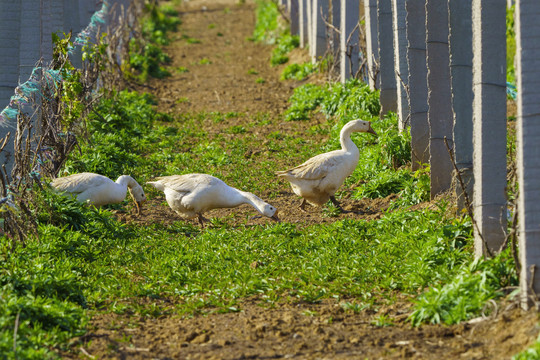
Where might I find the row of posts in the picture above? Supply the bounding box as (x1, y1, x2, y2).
(281, 0, 540, 308)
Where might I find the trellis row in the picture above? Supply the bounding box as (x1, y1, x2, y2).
(284, 0, 538, 306)
(0, 0, 132, 176)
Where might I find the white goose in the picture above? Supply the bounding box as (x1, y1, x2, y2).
(51, 172, 147, 215)
(276, 119, 377, 211)
(147, 173, 280, 226)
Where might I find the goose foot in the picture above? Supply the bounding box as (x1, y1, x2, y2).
(330, 196, 350, 214)
(197, 213, 210, 227)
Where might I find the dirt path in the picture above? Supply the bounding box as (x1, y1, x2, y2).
(67, 1, 539, 358)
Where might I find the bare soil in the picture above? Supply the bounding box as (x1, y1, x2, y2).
(67, 1, 539, 358)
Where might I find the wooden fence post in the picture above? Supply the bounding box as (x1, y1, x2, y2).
(406, 0, 429, 171)
(516, 0, 540, 307)
(378, 0, 397, 115)
(426, 0, 453, 198)
(448, 0, 474, 212)
(392, 0, 409, 131)
(472, 0, 507, 257)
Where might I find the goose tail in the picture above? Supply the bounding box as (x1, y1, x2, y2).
(147, 181, 165, 191)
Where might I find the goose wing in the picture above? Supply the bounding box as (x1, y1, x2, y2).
(154, 174, 221, 193)
(51, 173, 110, 194)
(277, 151, 344, 181)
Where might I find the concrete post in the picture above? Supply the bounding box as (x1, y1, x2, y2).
(426, 0, 453, 198)
(307, 0, 312, 52)
(378, 0, 397, 115)
(290, 0, 300, 36)
(0, 0, 21, 171)
(515, 0, 540, 306)
(299, 0, 309, 47)
(448, 0, 473, 212)
(79, 0, 94, 27)
(19, 0, 41, 81)
(332, 0, 341, 57)
(391, 0, 409, 131)
(472, 0, 507, 257)
(311, 0, 330, 62)
(340, 0, 360, 82)
(364, 0, 379, 89)
(406, 0, 429, 171)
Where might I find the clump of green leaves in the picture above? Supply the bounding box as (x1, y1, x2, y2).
(506, 5, 516, 85)
(281, 62, 316, 81)
(409, 247, 518, 326)
(284, 84, 330, 121)
(61, 91, 157, 179)
(251, 0, 281, 44)
(127, 3, 180, 82)
(271, 34, 299, 65)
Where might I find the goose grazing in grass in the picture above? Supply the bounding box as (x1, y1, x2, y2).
(51, 172, 147, 215)
(276, 119, 377, 212)
(147, 173, 280, 226)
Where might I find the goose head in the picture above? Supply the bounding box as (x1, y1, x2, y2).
(251, 203, 280, 222)
(348, 119, 377, 135)
(262, 204, 280, 222)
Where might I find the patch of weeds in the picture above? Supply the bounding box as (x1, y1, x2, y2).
(256, 77, 266, 84)
(390, 166, 431, 209)
(506, 5, 515, 85)
(271, 34, 299, 66)
(409, 240, 517, 326)
(250, 0, 282, 44)
(126, 2, 179, 82)
(281, 62, 316, 81)
(199, 58, 212, 65)
(248, 68, 259, 75)
(229, 125, 246, 134)
(208, 23, 216, 29)
(176, 97, 190, 104)
(514, 338, 540, 360)
(340, 302, 371, 313)
(371, 314, 394, 327)
(176, 66, 189, 73)
(186, 37, 201, 44)
(284, 84, 330, 121)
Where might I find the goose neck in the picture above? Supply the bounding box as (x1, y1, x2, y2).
(340, 123, 358, 152)
(238, 190, 266, 214)
(116, 175, 137, 189)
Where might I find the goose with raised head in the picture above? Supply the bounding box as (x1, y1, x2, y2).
(147, 173, 280, 226)
(276, 119, 377, 212)
(51, 172, 147, 215)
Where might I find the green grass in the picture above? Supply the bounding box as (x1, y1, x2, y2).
(1, 83, 519, 357)
(0, 2, 522, 357)
(127, 3, 180, 82)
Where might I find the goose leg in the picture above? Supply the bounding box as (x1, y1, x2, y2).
(330, 196, 350, 213)
(299, 198, 307, 212)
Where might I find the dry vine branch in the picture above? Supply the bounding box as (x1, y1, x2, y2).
(443, 136, 494, 258)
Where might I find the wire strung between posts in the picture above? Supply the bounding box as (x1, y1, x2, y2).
(0, 0, 111, 126)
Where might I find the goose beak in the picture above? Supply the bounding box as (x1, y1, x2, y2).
(271, 210, 281, 222)
(368, 124, 377, 136)
(135, 201, 143, 216)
